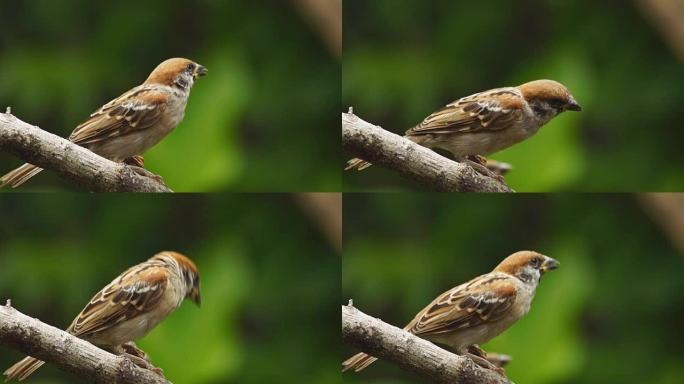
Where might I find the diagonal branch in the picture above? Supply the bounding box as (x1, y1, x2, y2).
(341, 111, 513, 192)
(341, 304, 512, 384)
(0, 303, 169, 384)
(0, 111, 171, 192)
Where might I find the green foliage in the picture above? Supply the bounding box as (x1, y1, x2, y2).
(0, 0, 340, 191)
(343, 0, 684, 191)
(0, 195, 339, 383)
(342, 194, 684, 383)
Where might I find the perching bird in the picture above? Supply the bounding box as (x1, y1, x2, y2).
(346, 80, 581, 177)
(342, 250, 559, 375)
(3, 251, 200, 381)
(0, 58, 207, 188)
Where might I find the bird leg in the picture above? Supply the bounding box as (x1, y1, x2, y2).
(121, 341, 149, 361)
(467, 344, 488, 358)
(466, 344, 512, 367)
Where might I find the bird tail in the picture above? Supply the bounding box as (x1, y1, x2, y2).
(345, 158, 373, 171)
(4, 356, 45, 381)
(0, 163, 43, 188)
(342, 352, 378, 372)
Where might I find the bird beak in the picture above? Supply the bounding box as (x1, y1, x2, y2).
(193, 65, 208, 79)
(541, 257, 560, 273)
(565, 97, 582, 112)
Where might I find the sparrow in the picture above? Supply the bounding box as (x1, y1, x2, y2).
(0, 58, 208, 188)
(345, 79, 581, 177)
(342, 250, 559, 374)
(3, 251, 201, 381)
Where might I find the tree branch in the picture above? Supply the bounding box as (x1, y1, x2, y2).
(0, 303, 169, 384)
(342, 111, 513, 192)
(0, 111, 172, 192)
(341, 304, 512, 384)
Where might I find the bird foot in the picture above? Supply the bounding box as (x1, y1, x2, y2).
(467, 344, 512, 369)
(463, 158, 506, 183)
(467, 344, 488, 358)
(465, 351, 507, 377)
(122, 352, 165, 377)
(127, 165, 165, 185)
(121, 341, 149, 361)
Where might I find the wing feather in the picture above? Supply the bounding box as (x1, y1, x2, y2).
(405, 273, 517, 337)
(66, 266, 167, 338)
(68, 87, 168, 146)
(405, 88, 524, 136)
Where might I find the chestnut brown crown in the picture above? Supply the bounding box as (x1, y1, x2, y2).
(144, 58, 207, 87)
(518, 79, 581, 112)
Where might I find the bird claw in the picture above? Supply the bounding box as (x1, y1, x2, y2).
(121, 341, 149, 361)
(463, 158, 506, 183)
(465, 350, 508, 378)
(121, 352, 165, 378)
(126, 165, 166, 185)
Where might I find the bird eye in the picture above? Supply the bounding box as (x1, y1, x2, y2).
(186, 63, 194, 72)
(549, 98, 566, 109)
(531, 257, 541, 267)
(532, 104, 546, 116)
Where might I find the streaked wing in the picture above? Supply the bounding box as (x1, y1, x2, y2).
(405, 273, 517, 336)
(66, 265, 168, 338)
(68, 86, 168, 146)
(405, 88, 524, 136)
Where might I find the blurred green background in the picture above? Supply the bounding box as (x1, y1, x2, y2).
(0, 194, 339, 383)
(0, 0, 340, 192)
(343, 0, 684, 192)
(343, 194, 684, 383)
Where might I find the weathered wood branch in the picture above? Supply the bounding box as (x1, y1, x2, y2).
(342, 111, 512, 192)
(341, 304, 512, 384)
(0, 303, 169, 383)
(0, 111, 171, 192)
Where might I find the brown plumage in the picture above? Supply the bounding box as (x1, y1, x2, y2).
(3, 251, 200, 381)
(342, 251, 559, 374)
(1, 58, 207, 188)
(345, 79, 581, 174)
